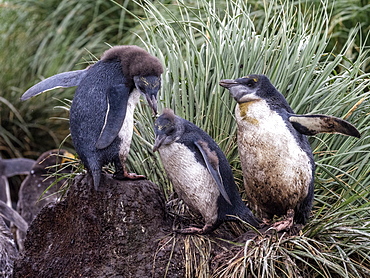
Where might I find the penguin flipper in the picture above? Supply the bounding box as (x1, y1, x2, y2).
(2, 158, 35, 177)
(95, 84, 130, 149)
(194, 140, 232, 205)
(21, 69, 88, 100)
(0, 200, 28, 232)
(288, 114, 361, 138)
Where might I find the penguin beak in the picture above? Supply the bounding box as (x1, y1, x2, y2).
(219, 79, 239, 89)
(153, 135, 165, 152)
(133, 75, 160, 114)
(145, 93, 158, 114)
(219, 79, 248, 103)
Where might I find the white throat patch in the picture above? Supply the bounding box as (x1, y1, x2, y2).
(118, 88, 141, 163)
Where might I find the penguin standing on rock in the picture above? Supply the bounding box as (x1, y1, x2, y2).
(21, 46, 163, 190)
(153, 108, 261, 234)
(220, 75, 360, 231)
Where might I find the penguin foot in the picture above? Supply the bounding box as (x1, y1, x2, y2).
(271, 209, 295, 232)
(262, 218, 272, 226)
(175, 224, 214, 234)
(124, 172, 146, 180)
(175, 227, 203, 234)
(113, 171, 146, 180)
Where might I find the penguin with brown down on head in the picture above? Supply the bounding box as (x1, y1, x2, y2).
(21, 46, 163, 190)
(220, 75, 361, 232)
(153, 108, 261, 234)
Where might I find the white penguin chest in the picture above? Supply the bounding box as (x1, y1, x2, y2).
(158, 142, 219, 224)
(118, 89, 141, 159)
(235, 100, 312, 215)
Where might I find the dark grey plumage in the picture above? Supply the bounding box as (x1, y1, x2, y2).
(220, 74, 360, 231)
(21, 45, 163, 190)
(153, 108, 260, 234)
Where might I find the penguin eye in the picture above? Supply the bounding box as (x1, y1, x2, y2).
(167, 127, 175, 135)
(247, 81, 254, 87)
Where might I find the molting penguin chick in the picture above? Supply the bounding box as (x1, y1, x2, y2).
(220, 75, 360, 231)
(21, 46, 163, 190)
(153, 108, 260, 234)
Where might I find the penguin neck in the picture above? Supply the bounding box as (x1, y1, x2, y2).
(236, 99, 263, 125)
(129, 88, 141, 107)
(117, 88, 141, 160)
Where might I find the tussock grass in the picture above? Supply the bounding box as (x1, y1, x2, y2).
(120, 0, 370, 276)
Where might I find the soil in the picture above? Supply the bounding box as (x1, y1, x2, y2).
(12, 173, 259, 278)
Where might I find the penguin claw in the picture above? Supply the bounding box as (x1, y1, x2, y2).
(175, 227, 203, 234)
(271, 209, 295, 232)
(175, 224, 214, 234)
(113, 171, 146, 180)
(125, 172, 146, 180)
(262, 218, 272, 226)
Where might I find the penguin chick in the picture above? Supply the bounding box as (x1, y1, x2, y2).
(153, 108, 260, 234)
(21, 46, 163, 190)
(220, 75, 360, 231)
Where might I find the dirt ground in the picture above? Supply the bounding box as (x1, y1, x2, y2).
(12, 173, 258, 278)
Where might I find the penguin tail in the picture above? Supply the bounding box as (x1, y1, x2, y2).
(88, 166, 102, 191)
(236, 206, 262, 228)
(294, 185, 314, 225)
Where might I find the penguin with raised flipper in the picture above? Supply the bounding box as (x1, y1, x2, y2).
(153, 108, 261, 234)
(21, 46, 163, 190)
(220, 74, 360, 231)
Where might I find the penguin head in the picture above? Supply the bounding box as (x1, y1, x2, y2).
(219, 75, 275, 103)
(133, 75, 161, 114)
(101, 45, 164, 114)
(153, 108, 185, 152)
